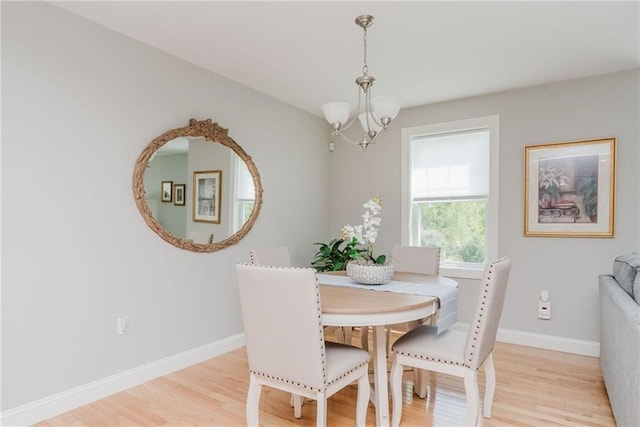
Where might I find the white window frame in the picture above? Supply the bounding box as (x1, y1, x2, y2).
(401, 115, 500, 279)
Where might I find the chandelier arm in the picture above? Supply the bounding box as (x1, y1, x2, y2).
(337, 112, 358, 133)
(367, 93, 386, 128)
(369, 129, 386, 145)
(334, 130, 362, 146)
(363, 89, 384, 131)
(363, 89, 373, 130)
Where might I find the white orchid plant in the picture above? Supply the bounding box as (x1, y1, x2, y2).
(341, 195, 388, 265)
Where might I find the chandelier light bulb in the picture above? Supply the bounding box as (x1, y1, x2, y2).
(371, 96, 401, 123)
(321, 102, 352, 132)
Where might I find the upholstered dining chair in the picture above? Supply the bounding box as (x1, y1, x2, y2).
(249, 246, 291, 267)
(236, 264, 371, 426)
(389, 257, 512, 427)
(391, 244, 441, 275)
(249, 245, 343, 413)
(360, 245, 441, 352)
(189, 231, 214, 244)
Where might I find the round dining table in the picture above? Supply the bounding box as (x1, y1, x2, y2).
(319, 272, 454, 427)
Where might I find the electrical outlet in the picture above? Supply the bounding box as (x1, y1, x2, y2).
(538, 301, 551, 319)
(538, 290, 551, 320)
(538, 290, 551, 319)
(117, 316, 129, 335)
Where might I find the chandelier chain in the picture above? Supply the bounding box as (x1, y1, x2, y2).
(362, 27, 368, 76)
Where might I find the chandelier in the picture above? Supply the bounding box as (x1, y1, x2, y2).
(321, 15, 401, 152)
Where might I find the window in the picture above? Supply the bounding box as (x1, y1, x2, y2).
(401, 115, 499, 279)
(232, 155, 255, 233)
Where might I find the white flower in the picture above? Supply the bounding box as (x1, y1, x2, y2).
(342, 195, 384, 260)
(363, 198, 382, 215)
(364, 228, 378, 244)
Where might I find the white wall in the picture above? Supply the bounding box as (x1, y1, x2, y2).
(330, 69, 639, 346)
(1, 2, 329, 412)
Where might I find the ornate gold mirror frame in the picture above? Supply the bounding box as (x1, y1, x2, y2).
(132, 118, 263, 252)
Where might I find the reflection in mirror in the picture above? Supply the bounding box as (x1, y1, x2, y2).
(133, 119, 262, 253)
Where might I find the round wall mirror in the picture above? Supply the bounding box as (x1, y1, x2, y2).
(133, 118, 263, 252)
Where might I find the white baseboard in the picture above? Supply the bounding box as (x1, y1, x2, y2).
(451, 323, 600, 357)
(0, 333, 246, 427)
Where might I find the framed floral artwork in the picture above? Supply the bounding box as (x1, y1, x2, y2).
(193, 170, 222, 223)
(524, 137, 616, 237)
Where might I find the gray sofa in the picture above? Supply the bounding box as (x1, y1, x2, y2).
(599, 252, 640, 426)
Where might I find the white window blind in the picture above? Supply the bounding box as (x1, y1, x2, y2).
(411, 130, 490, 200)
(236, 160, 254, 200)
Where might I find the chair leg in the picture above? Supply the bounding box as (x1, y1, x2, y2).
(356, 370, 370, 427)
(412, 368, 428, 398)
(292, 394, 303, 418)
(316, 394, 327, 427)
(385, 327, 391, 356)
(344, 327, 353, 345)
(246, 375, 262, 427)
(483, 352, 496, 418)
(463, 369, 481, 426)
(360, 326, 369, 352)
(390, 357, 404, 427)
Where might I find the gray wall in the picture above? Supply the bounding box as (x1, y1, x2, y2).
(330, 69, 640, 343)
(1, 2, 329, 410)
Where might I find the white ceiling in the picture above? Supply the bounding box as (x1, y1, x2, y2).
(52, 1, 640, 117)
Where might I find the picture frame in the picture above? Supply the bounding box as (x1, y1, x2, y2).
(524, 137, 616, 237)
(161, 181, 173, 203)
(173, 184, 186, 206)
(193, 170, 222, 224)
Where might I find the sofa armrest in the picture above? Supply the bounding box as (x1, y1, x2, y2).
(599, 274, 640, 426)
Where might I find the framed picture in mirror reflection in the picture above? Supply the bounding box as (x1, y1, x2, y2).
(173, 184, 186, 206)
(193, 170, 222, 224)
(161, 181, 173, 203)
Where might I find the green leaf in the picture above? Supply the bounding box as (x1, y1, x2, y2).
(375, 254, 386, 264)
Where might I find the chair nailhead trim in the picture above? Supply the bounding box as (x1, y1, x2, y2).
(393, 350, 465, 367)
(250, 370, 321, 392)
(467, 262, 495, 363)
(251, 358, 368, 392)
(314, 276, 328, 384)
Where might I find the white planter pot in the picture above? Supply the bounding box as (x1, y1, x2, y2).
(346, 261, 394, 285)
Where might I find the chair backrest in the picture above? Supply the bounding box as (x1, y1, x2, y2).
(249, 246, 291, 267)
(391, 245, 440, 275)
(236, 264, 328, 391)
(189, 231, 213, 244)
(464, 257, 512, 369)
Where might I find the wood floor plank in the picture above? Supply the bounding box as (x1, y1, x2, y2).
(36, 332, 615, 426)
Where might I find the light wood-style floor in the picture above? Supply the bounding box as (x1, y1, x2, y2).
(38, 330, 615, 426)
